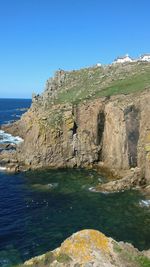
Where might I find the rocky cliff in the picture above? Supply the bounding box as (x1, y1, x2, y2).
(17, 229, 150, 267)
(2, 62, 150, 189)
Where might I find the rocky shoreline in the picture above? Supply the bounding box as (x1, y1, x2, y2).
(0, 134, 147, 194)
(0, 130, 23, 173)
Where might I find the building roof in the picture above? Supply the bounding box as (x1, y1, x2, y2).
(114, 54, 132, 61)
(140, 54, 150, 57)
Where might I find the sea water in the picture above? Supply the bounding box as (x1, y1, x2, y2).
(0, 99, 150, 267)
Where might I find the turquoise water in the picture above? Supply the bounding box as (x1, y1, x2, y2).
(0, 168, 150, 266)
(0, 99, 150, 266)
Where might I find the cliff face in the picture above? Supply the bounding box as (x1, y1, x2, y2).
(3, 62, 150, 186)
(10, 91, 150, 184)
(10, 98, 104, 168)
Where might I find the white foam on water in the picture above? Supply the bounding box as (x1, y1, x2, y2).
(47, 183, 58, 188)
(89, 186, 115, 194)
(11, 114, 21, 118)
(139, 199, 150, 207)
(0, 130, 23, 144)
(4, 120, 15, 124)
(15, 115, 21, 118)
(88, 187, 100, 193)
(0, 167, 7, 171)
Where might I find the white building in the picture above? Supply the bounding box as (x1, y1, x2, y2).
(113, 54, 133, 64)
(96, 63, 102, 67)
(139, 54, 150, 62)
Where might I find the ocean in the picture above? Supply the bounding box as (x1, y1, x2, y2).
(0, 99, 31, 153)
(0, 98, 31, 126)
(0, 99, 150, 267)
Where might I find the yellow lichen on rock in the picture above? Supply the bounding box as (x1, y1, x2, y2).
(17, 229, 150, 267)
(144, 133, 150, 152)
(147, 152, 150, 160)
(145, 144, 150, 152)
(24, 254, 45, 265)
(65, 116, 74, 131)
(145, 132, 150, 143)
(56, 229, 109, 264)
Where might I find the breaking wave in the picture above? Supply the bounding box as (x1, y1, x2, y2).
(139, 199, 150, 207)
(0, 130, 23, 145)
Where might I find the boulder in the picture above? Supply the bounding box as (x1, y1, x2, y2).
(22, 229, 150, 267)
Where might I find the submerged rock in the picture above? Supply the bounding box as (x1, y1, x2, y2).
(31, 183, 58, 191)
(93, 168, 145, 193)
(19, 229, 150, 266)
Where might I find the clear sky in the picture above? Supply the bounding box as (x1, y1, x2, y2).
(0, 0, 150, 98)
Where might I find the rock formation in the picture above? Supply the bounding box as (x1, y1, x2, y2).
(2, 62, 150, 191)
(18, 229, 150, 267)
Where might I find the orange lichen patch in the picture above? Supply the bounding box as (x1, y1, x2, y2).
(58, 229, 109, 264)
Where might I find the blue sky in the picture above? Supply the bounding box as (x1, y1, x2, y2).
(0, 0, 150, 98)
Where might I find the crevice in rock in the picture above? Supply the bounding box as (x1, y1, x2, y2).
(72, 121, 78, 135)
(124, 105, 140, 168)
(72, 121, 78, 157)
(96, 111, 105, 145)
(96, 111, 105, 161)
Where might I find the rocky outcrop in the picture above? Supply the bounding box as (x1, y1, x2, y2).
(3, 98, 105, 169)
(18, 229, 150, 267)
(94, 167, 144, 193)
(2, 63, 150, 190)
(4, 91, 150, 183)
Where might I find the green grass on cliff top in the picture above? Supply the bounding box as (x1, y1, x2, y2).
(52, 62, 150, 104)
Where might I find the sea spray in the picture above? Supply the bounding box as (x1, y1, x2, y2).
(0, 130, 23, 145)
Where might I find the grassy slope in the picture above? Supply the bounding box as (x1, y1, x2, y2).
(52, 62, 150, 105)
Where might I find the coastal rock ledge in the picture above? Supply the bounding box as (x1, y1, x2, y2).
(18, 229, 150, 267)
